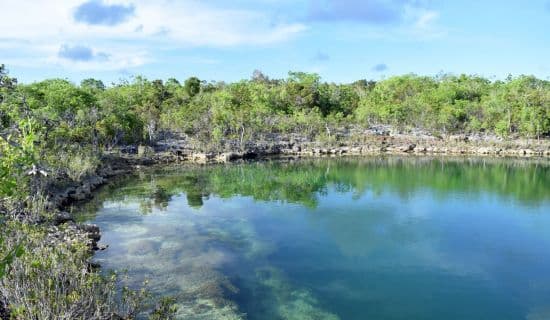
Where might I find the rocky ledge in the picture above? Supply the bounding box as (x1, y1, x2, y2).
(157, 132, 550, 164)
(42, 131, 549, 257)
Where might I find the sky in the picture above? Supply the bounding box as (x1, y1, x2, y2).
(0, 0, 549, 84)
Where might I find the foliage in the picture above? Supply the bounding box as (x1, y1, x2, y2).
(355, 74, 549, 137)
(2, 68, 548, 157)
(0, 64, 548, 318)
(0, 222, 177, 320)
(43, 146, 101, 182)
(148, 297, 178, 320)
(184, 76, 201, 98)
(0, 236, 24, 279)
(0, 66, 181, 319)
(0, 118, 37, 199)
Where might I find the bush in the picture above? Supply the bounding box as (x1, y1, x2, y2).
(0, 222, 177, 320)
(44, 147, 100, 182)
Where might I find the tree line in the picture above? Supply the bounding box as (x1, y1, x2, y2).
(2, 66, 548, 152)
(1, 64, 549, 194)
(1, 64, 549, 199)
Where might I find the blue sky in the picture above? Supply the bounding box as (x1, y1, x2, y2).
(1, 0, 549, 84)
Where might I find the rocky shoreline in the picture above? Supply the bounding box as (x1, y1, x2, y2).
(41, 133, 549, 267)
(2, 132, 543, 319)
(161, 131, 550, 163)
(53, 132, 550, 207)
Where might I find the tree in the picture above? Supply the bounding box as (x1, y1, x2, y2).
(184, 77, 201, 97)
(352, 79, 376, 91)
(284, 72, 322, 112)
(80, 78, 106, 91)
(0, 117, 37, 198)
(0, 64, 17, 104)
(251, 70, 269, 83)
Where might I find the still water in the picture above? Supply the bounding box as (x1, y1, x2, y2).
(79, 156, 550, 319)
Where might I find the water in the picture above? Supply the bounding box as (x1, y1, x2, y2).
(78, 156, 550, 320)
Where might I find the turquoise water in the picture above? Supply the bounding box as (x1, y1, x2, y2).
(81, 157, 550, 319)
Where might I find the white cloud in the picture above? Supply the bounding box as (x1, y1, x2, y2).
(0, 0, 306, 45)
(304, 1, 444, 44)
(399, 5, 446, 40)
(130, 1, 306, 46)
(415, 10, 439, 30)
(0, 39, 149, 71)
(0, 0, 306, 70)
(48, 47, 150, 71)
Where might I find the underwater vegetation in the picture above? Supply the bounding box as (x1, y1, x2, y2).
(81, 157, 550, 320)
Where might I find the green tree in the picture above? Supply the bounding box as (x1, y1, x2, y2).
(184, 77, 201, 97)
(80, 78, 106, 92)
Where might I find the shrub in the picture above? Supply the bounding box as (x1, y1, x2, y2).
(0, 222, 177, 320)
(44, 147, 100, 182)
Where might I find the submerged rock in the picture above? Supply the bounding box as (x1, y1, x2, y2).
(126, 239, 161, 255)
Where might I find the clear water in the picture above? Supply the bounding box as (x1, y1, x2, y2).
(79, 156, 550, 320)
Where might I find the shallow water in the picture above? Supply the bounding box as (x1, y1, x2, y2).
(79, 156, 550, 319)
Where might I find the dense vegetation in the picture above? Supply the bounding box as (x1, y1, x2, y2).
(2, 66, 549, 156)
(0, 62, 549, 319)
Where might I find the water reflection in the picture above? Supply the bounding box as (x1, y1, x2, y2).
(78, 156, 550, 320)
(80, 157, 550, 215)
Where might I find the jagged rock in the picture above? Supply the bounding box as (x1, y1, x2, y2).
(350, 147, 361, 154)
(88, 261, 101, 270)
(217, 152, 242, 162)
(192, 153, 216, 163)
(54, 212, 74, 225)
(80, 183, 91, 194)
(71, 189, 88, 201)
(119, 145, 137, 154)
(243, 151, 258, 159)
(80, 224, 101, 242)
(450, 134, 468, 142)
(137, 145, 154, 156)
(402, 144, 416, 152)
(88, 176, 105, 188)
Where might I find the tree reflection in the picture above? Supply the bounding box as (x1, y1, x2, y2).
(78, 157, 550, 216)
